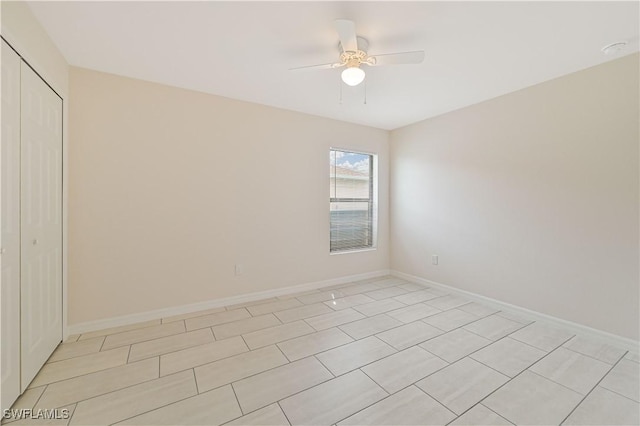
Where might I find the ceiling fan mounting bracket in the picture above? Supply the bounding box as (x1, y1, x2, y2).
(338, 36, 369, 54)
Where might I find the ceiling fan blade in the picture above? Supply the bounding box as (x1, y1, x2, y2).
(369, 50, 425, 66)
(334, 19, 358, 52)
(289, 62, 342, 72)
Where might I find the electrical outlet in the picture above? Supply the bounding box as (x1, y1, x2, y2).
(432, 255, 438, 265)
(235, 264, 243, 276)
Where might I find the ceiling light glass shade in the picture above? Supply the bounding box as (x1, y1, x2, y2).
(341, 66, 366, 86)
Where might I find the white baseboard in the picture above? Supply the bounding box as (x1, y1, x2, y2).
(391, 270, 639, 352)
(65, 269, 391, 338)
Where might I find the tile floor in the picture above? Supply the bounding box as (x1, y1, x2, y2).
(5, 276, 639, 425)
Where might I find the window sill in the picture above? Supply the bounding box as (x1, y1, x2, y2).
(330, 247, 377, 256)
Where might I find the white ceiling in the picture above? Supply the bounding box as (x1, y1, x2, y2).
(28, 1, 639, 130)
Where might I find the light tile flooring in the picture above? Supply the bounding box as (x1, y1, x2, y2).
(5, 276, 639, 425)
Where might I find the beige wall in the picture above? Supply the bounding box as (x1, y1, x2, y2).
(390, 54, 639, 340)
(68, 67, 389, 325)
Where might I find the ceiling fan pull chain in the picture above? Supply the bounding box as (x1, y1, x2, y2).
(364, 80, 367, 105)
(339, 79, 343, 105)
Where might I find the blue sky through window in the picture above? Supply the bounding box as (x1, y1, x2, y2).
(330, 150, 370, 173)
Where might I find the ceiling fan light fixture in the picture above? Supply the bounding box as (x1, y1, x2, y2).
(341, 66, 365, 86)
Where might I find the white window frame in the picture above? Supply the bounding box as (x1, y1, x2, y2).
(329, 148, 378, 254)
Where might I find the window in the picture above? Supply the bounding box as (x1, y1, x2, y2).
(330, 149, 376, 252)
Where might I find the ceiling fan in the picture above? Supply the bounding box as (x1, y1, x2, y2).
(290, 19, 425, 87)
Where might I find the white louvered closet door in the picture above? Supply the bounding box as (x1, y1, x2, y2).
(1, 40, 22, 411)
(20, 59, 63, 390)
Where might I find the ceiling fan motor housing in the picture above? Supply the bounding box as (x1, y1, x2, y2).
(338, 37, 376, 67)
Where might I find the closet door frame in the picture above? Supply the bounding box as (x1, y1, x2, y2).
(0, 36, 67, 405)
